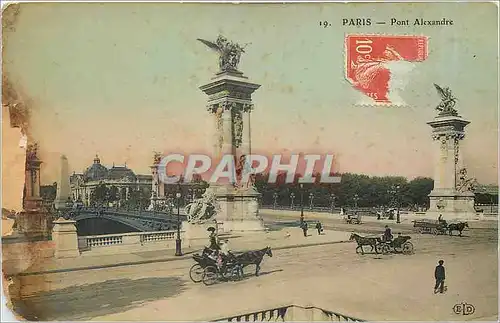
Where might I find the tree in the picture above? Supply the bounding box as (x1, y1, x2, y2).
(90, 184, 109, 206)
(406, 177, 434, 207)
(253, 171, 436, 209)
(108, 186, 119, 204)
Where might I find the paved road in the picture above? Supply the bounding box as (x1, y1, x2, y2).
(261, 211, 418, 234)
(13, 225, 497, 321)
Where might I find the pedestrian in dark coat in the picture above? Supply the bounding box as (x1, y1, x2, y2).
(301, 221, 308, 237)
(434, 260, 446, 294)
(315, 222, 323, 235)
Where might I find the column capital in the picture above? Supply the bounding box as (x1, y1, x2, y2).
(242, 103, 254, 113)
(207, 101, 243, 114)
(431, 132, 465, 141)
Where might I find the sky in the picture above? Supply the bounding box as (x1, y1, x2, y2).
(3, 2, 498, 185)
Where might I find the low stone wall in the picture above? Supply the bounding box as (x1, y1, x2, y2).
(2, 240, 55, 276)
(78, 230, 184, 256)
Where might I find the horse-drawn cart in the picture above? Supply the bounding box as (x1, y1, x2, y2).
(189, 246, 273, 286)
(376, 235, 414, 255)
(344, 213, 362, 225)
(413, 220, 447, 235)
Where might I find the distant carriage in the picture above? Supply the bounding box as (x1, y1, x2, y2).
(413, 220, 447, 235)
(344, 212, 362, 225)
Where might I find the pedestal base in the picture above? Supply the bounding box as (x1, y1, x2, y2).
(14, 210, 50, 238)
(209, 185, 266, 233)
(182, 221, 222, 248)
(427, 189, 480, 221)
(52, 218, 80, 258)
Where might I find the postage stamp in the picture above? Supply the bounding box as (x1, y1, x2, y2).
(1, 2, 498, 322)
(345, 34, 428, 106)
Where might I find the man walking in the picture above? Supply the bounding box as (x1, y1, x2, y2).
(434, 260, 446, 294)
(301, 221, 308, 237)
(315, 222, 323, 235)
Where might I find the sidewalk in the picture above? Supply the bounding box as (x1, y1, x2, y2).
(8, 228, 350, 277)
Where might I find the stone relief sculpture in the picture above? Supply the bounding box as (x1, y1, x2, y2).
(26, 142, 39, 161)
(456, 168, 478, 193)
(232, 109, 243, 148)
(153, 151, 162, 165)
(434, 83, 458, 116)
(235, 154, 256, 190)
(215, 107, 224, 151)
(197, 35, 249, 72)
(184, 191, 220, 224)
(436, 198, 446, 210)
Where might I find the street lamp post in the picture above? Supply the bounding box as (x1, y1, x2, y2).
(273, 192, 278, 209)
(300, 184, 304, 217)
(395, 185, 401, 224)
(175, 191, 182, 256)
(290, 193, 295, 209)
(388, 185, 401, 223)
(353, 194, 359, 209)
(330, 193, 336, 213)
(309, 192, 314, 210)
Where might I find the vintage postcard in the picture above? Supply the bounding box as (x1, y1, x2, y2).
(2, 1, 498, 321)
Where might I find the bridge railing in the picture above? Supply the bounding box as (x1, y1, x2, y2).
(211, 304, 365, 322)
(78, 230, 182, 255)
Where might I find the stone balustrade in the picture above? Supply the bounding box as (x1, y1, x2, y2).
(212, 304, 365, 322)
(78, 230, 183, 255)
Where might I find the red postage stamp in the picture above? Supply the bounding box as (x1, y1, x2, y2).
(345, 34, 428, 106)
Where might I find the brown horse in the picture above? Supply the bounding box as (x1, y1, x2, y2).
(349, 233, 380, 255)
(235, 247, 273, 276)
(448, 222, 469, 236)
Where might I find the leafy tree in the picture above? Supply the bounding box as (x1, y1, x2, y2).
(406, 177, 434, 207)
(90, 183, 109, 206)
(108, 186, 119, 204)
(40, 182, 57, 202)
(254, 172, 435, 209)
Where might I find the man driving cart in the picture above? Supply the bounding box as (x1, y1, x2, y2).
(382, 225, 393, 242)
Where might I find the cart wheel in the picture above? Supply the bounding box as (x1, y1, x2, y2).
(381, 244, 391, 255)
(202, 266, 218, 286)
(432, 228, 439, 235)
(402, 242, 414, 255)
(418, 228, 424, 234)
(189, 264, 204, 283)
(232, 265, 243, 281)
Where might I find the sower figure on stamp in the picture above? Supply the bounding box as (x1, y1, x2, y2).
(434, 260, 446, 294)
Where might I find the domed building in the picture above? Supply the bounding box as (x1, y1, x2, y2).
(70, 155, 152, 207)
(83, 155, 109, 181)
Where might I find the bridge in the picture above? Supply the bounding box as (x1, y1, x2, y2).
(66, 208, 188, 234)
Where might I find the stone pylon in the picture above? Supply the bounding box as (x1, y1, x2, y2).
(14, 142, 49, 238)
(148, 152, 167, 211)
(54, 155, 71, 210)
(426, 103, 477, 220)
(200, 69, 265, 233)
